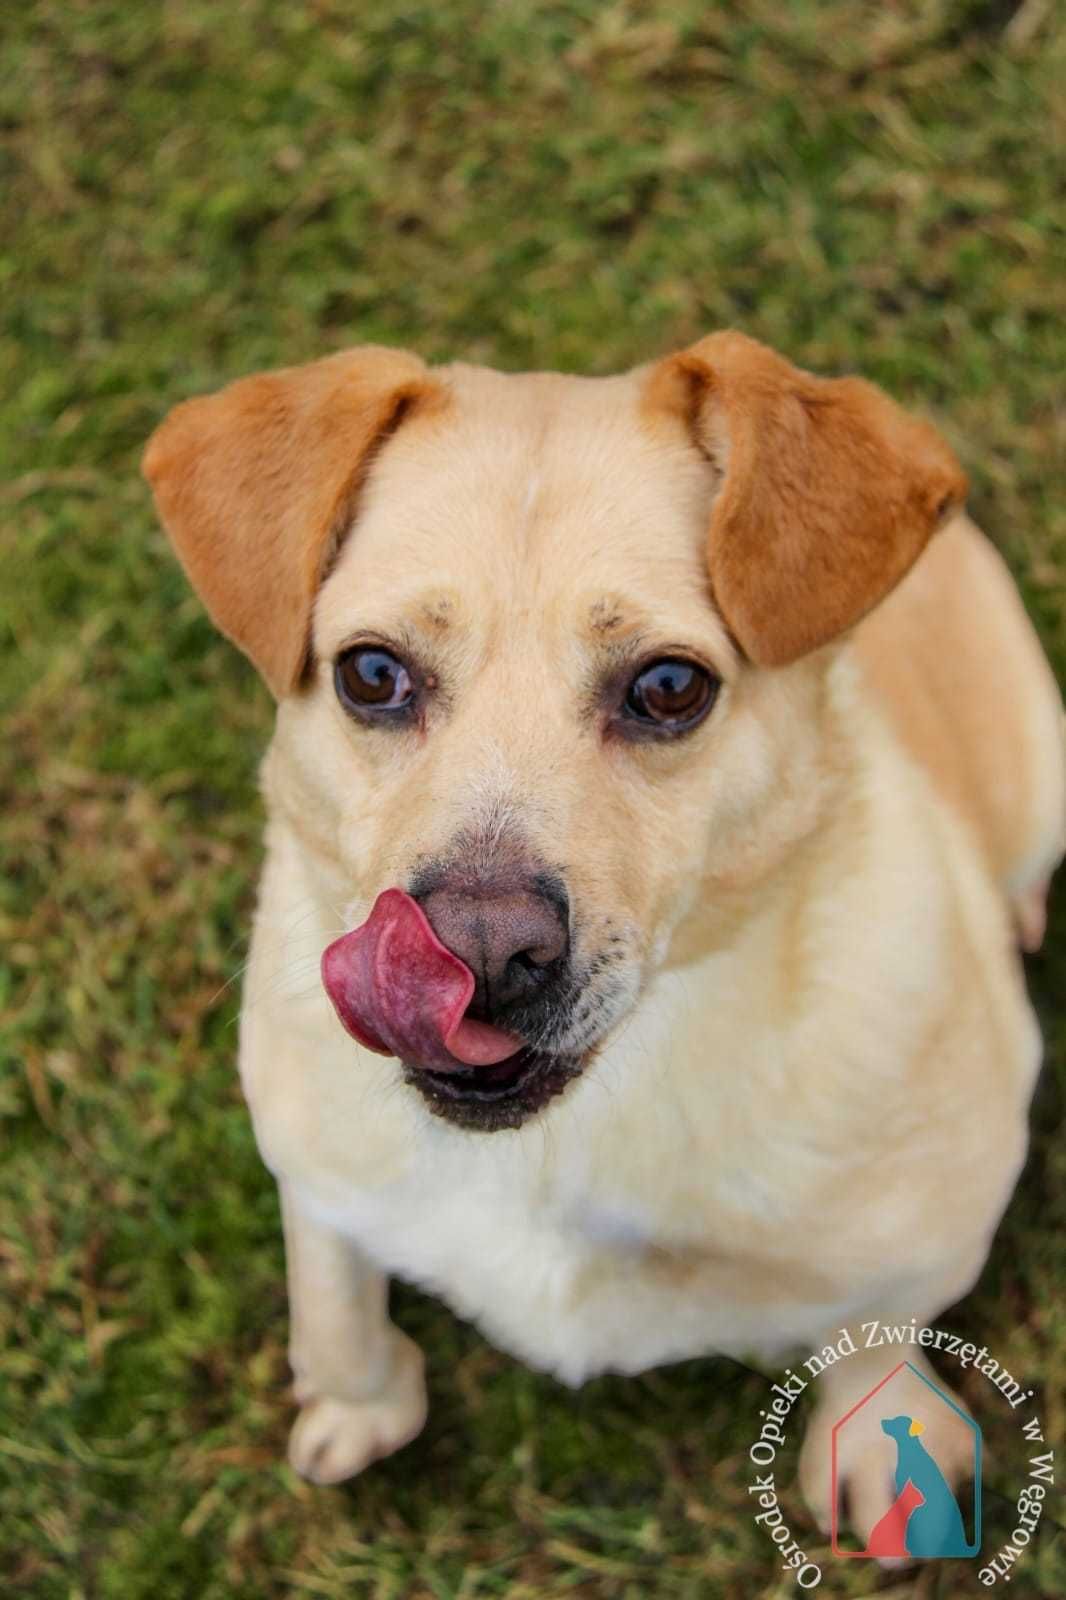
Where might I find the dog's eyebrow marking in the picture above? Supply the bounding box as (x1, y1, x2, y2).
(588, 599, 625, 634)
(417, 595, 454, 631)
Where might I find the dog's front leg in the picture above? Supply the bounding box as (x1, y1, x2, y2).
(281, 1184, 427, 1484)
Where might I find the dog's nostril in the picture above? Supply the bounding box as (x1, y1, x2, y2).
(504, 947, 555, 997)
(497, 930, 567, 1005)
(510, 949, 545, 975)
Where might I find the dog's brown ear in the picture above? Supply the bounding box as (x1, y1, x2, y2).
(142, 346, 441, 697)
(647, 331, 967, 666)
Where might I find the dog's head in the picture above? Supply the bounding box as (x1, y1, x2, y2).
(144, 333, 964, 1130)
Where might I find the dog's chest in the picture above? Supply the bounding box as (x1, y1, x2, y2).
(292, 1146, 662, 1370)
(298, 1137, 915, 1387)
(286, 1110, 856, 1384)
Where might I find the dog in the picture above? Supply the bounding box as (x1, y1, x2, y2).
(143, 331, 1064, 1547)
(879, 1415, 969, 1558)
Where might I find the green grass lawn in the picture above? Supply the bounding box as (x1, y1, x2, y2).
(2, 3, 1064, 1595)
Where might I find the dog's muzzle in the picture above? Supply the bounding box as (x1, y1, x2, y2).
(321, 869, 584, 1130)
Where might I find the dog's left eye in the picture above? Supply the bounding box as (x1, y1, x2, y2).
(335, 647, 415, 717)
(623, 658, 718, 731)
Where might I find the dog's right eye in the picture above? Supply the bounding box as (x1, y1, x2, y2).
(334, 647, 416, 718)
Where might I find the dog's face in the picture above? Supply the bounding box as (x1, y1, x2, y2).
(144, 334, 965, 1129)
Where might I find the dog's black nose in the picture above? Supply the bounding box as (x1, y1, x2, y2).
(416, 879, 570, 1017)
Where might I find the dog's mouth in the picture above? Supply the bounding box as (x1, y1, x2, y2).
(321, 888, 594, 1131)
(404, 1046, 586, 1130)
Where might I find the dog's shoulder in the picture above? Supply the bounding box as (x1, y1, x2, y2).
(850, 513, 1065, 914)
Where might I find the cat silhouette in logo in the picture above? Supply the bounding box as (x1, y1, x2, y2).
(881, 1414, 969, 1557)
(864, 1478, 925, 1559)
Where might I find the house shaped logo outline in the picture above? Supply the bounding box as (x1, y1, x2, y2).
(830, 1358, 982, 1559)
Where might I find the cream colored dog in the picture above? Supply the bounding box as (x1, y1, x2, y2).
(144, 332, 1063, 1546)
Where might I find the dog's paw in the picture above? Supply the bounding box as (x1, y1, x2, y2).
(799, 1369, 976, 1564)
(288, 1337, 427, 1485)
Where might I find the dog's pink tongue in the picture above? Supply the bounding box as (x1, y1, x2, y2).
(321, 889, 522, 1071)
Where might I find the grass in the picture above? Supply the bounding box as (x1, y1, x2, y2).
(1, 1, 1064, 1595)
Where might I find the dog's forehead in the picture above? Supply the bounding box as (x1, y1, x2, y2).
(316, 363, 727, 656)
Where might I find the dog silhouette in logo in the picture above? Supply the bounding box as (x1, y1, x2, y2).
(880, 1414, 969, 1557)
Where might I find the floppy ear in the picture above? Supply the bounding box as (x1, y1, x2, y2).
(142, 346, 442, 697)
(647, 331, 967, 666)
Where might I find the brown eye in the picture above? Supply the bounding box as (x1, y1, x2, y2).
(335, 647, 415, 717)
(624, 658, 718, 731)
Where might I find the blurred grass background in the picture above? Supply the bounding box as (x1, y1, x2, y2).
(1, 2, 1064, 1596)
